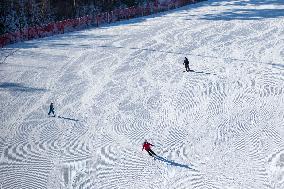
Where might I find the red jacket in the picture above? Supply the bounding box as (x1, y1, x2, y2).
(142, 142, 153, 151)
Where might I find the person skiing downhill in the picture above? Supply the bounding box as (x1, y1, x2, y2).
(48, 102, 55, 117)
(183, 57, 190, 72)
(142, 140, 157, 157)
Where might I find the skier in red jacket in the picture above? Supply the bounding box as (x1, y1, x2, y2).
(142, 140, 157, 157)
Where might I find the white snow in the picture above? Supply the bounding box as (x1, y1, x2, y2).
(0, 0, 284, 188)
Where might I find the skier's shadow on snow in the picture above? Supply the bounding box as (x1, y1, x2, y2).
(155, 156, 194, 170)
(58, 116, 79, 122)
(185, 70, 216, 75)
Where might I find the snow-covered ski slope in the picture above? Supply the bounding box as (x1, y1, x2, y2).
(0, 0, 284, 188)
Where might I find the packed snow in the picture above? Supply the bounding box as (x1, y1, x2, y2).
(0, 0, 284, 188)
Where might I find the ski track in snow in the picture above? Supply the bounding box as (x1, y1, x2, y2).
(0, 0, 284, 188)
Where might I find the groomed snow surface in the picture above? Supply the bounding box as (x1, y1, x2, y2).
(0, 0, 284, 188)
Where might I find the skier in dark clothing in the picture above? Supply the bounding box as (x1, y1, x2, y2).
(183, 57, 190, 72)
(142, 140, 157, 157)
(48, 102, 55, 117)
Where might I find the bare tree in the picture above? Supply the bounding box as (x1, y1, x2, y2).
(0, 0, 155, 35)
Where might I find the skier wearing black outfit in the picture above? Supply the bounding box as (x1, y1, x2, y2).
(183, 57, 190, 72)
(48, 103, 55, 116)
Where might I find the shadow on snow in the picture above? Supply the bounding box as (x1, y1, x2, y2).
(155, 156, 194, 170)
(0, 82, 47, 92)
(4, 1, 203, 49)
(58, 116, 79, 122)
(4, 0, 284, 49)
(97, 44, 283, 69)
(185, 70, 216, 75)
(196, 0, 284, 21)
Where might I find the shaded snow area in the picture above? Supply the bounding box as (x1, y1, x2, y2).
(0, 0, 284, 188)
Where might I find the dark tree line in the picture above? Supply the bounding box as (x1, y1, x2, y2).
(0, 0, 154, 35)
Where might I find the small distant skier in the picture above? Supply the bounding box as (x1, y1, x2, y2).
(48, 102, 55, 117)
(142, 140, 157, 157)
(183, 57, 191, 72)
